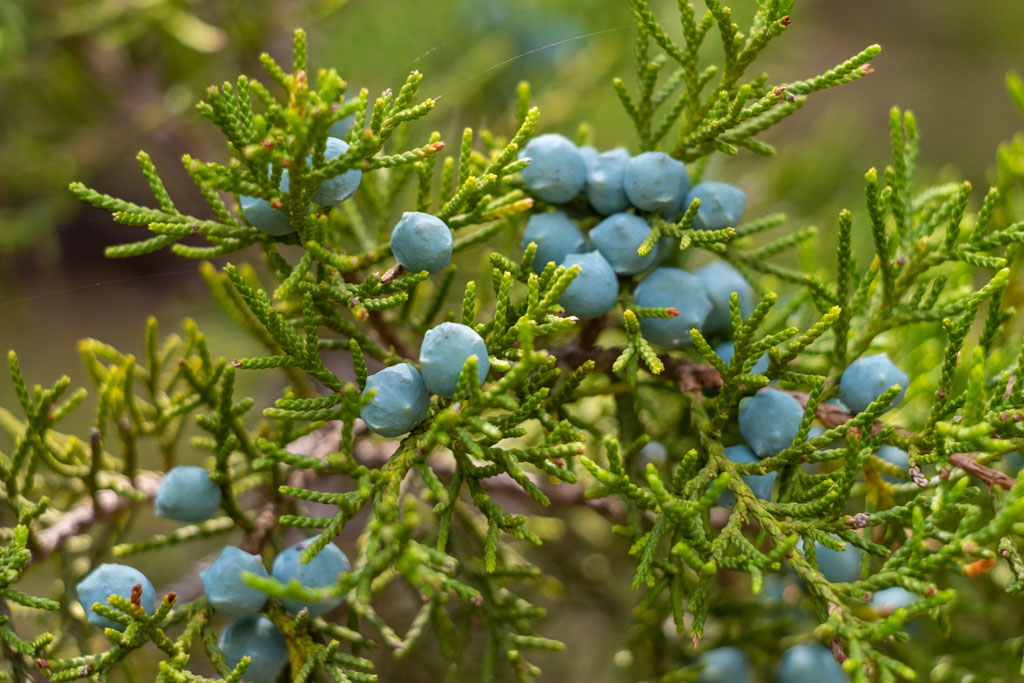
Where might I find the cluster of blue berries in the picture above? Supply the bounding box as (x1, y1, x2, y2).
(359, 321, 489, 436)
(76, 462, 355, 681)
(241, 133, 363, 236)
(76, 537, 350, 682)
(694, 642, 846, 682)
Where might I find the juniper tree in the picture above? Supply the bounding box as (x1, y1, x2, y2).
(4, 2, 1024, 681)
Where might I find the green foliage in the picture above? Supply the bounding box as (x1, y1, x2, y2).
(5, 4, 1024, 682)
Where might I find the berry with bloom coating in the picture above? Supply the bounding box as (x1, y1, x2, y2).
(155, 466, 222, 522)
(695, 646, 751, 683)
(390, 211, 453, 274)
(738, 390, 804, 458)
(633, 267, 711, 348)
(309, 137, 362, 206)
(685, 181, 746, 231)
(271, 539, 351, 616)
(870, 586, 917, 614)
(696, 261, 753, 334)
(559, 251, 620, 320)
(240, 194, 294, 236)
(877, 445, 908, 483)
(839, 353, 909, 414)
(798, 538, 860, 583)
(519, 211, 587, 273)
(519, 134, 586, 203)
(714, 341, 769, 375)
(578, 145, 599, 173)
(623, 151, 689, 215)
(360, 364, 431, 436)
(218, 615, 289, 683)
(777, 643, 847, 683)
(718, 445, 777, 507)
(589, 213, 660, 275)
(329, 114, 356, 139)
(76, 564, 156, 630)
(637, 440, 668, 468)
(419, 322, 490, 398)
(585, 147, 631, 215)
(200, 546, 270, 618)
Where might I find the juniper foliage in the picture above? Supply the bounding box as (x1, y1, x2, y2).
(3, 3, 1024, 681)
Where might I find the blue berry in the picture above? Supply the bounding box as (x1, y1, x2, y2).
(714, 341, 769, 375)
(839, 353, 908, 414)
(578, 145, 599, 173)
(200, 546, 270, 618)
(519, 134, 586, 204)
(360, 364, 431, 436)
(155, 466, 222, 522)
(870, 587, 917, 613)
(738, 390, 804, 458)
(718, 445, 777, 507)
(633, 267, 711, 348)
(624, 152, 689, 215)
(585, 147, 631, 215)
(777, 643, 847, 683)
(271, 539, 350, 616)
(329, 114, 356, 139)
(559, 251, 620, 320)
(240, 194, 294, 236)
(390, 211, 453, 274)
(696, 646, 751, 683)
(686, 181, 746, 231)
(798, 538, 860, 583)
(520, 211, 587, 273)
(589, 213, 660, 275)
(696, 261, 753, 334)
(76, 564, 156, 630)
(638, 440, 668, 468)
(419, 322, 490, 398)
(877, 445, 908, 483)
(218, 615, 289, 683)
(310, 137, 362, 206)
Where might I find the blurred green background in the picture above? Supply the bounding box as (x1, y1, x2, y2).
(3, 0, 1024, 679)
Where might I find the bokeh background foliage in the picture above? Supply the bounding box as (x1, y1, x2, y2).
(4, 0, 1024, 680)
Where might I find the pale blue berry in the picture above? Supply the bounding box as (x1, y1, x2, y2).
(520, 211, 587, 273)
(797, 538, 860, 583)
(624, 152, 689, 215)
(686, 181, 746, 231)
(877, 445, 908, 483)
(310, 137, 362, 206)
(586, 147, 631, 215)
(329, 114, 356, 139)
(76, 563, 156, 630)
(559, 251, 619, 320)
(271, 540, 350, 617)
(155, 466, 222, 522)
(578, 145, 599, 173)
(718, 445, 777, 507)
(419, 322, 490, 398)
(240, 194, 294, 236)
(714, 341, 769, 375)
(633, 267, 711, 348)
(839, 353, 908, 414)
(390, 211, 453, 274)
(696, 646, 751, 683)
(870, 586, 917, 613)
(589, 213, 660, 275)
(696, 261, 753, 334)
(218, 615, 289, 683)
(360, 364, 431, 437)
(738, 390, 803, 458)
(200, 546, 270, 618)
(638, 440, 668, 468)
(519, 134, 586, 204)
(778, 643, 847, 683)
